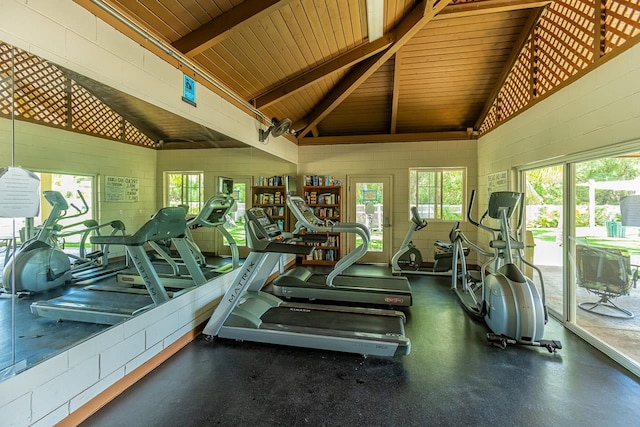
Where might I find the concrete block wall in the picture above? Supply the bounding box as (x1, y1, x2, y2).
(0, 272, 236, 426)
(297, 140, 478, 264)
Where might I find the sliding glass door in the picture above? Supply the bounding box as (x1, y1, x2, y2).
(523, 153, 640, 372)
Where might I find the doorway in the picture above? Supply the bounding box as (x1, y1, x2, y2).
(346, 175, 392, 264)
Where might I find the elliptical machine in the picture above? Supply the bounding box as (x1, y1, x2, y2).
(2, 191, 74, 294)
(451, 190, 561, 352)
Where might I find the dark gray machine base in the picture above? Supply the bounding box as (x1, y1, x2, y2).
(271, 266, 412, 307)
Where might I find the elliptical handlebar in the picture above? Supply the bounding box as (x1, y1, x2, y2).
(467, 189, 500, 234)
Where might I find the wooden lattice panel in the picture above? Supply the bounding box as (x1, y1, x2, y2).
(125, 121, 155, 147)
(499, 44, 532, 121)
(535, 0, 596, 97)
(0, 41, 157, 148)
(0, 43, 14, 116)
(606, 0, 640, 52)
(0, 45, 67, 125)
(71, 82, 124, 140)
(480, 100, 498, 134)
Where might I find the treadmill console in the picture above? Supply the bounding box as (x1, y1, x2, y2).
(292, 198, 319, 225)
(206, 207, 228, 224)
(246, 207, 282, 239)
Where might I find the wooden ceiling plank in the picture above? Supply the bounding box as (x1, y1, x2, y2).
(172, 0, 294, 56)
(436, 0, 552, 20)
(278, 5, 319, 66)
(474, 7, 546, 130)
(299, 131, 472, 145)
(288, 2, 326, 64)
(252, 36, 393, 108)
(314, 1, 340, 55)
(296, 0, 454, 138)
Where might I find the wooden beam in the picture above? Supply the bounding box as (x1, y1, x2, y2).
(390, 51, 402, 134)
(474, 6, 547, 130)
(252, 35, 394, 108)
(299, 131, 473, 146)
(436, 0, 552, 19)
(172, 0, 294, 57)
(296, 0, 453, 139)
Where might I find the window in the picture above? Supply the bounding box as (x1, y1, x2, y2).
(409, 168, 465, 220)
(166, 172, 204, 214)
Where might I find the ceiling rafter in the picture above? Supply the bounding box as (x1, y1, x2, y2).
(295, 0, 453, 139)
(390, 51, 402, 134)
(254, 0, 551, 113)
(298, 131, 473, 146)
(473, 6, 548, 130)
(435, 0, 552, 20)
(172, 0, 295, 57)
(251, 35, 395, 108)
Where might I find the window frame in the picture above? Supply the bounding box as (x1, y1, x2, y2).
(165, 171, 204, 214)
(408, 167, 466, 221)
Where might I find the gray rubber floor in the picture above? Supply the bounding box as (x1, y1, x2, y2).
(81, 269, 640, 427)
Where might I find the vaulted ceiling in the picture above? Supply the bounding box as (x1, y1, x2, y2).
(73, 0, 640, 147)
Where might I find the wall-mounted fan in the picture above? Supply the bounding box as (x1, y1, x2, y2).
(259, 117, 292, 143)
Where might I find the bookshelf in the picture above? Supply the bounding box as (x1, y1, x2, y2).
(253, 175, 290, 231)
(302, 175, 342, 265)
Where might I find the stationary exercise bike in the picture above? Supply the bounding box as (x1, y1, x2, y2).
(450, 190, 561, 352)
(391, 206, 463, 276)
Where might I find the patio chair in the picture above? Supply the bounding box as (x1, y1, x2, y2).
(576, 244, 636, 319)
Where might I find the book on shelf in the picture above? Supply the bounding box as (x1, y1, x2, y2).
(306, 248, 337, 261)
(256, 175, 294, 187)
(303, 175, 341, 187)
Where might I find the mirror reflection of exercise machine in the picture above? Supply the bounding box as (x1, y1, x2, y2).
(271, 196, 412, 307)
(451, 190, 561, 352)
(30, 207, 195, 325)
(116, 194, 238, 289)
(202, 207, 411, 356)
(391, 206, 466, 276)
(2, 191, 128, 295)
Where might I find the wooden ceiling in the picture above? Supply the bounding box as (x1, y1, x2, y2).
(74, 0, 555, 145)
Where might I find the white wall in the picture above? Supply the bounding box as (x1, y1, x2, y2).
(298, 140, 478, 263)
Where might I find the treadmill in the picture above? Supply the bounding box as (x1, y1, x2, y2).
(270, 196, 412, 307)
(202, 207, 410, 357)
(30, 207, 198, 325)
(116, 195, 239, 288)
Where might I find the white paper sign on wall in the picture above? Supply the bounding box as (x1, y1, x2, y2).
(0, 167, 41, 218)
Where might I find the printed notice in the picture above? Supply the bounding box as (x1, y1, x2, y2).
(487, 170, 508, 195)
(0, 167, 41, 218)
(105, 176, 139, 202)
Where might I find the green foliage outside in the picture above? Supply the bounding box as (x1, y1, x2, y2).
(409, 168, 464, 221)
(526, 157, 640, 230)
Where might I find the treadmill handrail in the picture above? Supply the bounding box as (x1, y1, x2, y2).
(287, 195, 370, 287)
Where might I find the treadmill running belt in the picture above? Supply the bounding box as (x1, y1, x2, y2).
(261, 307, 404, 335)
(36, 290, 154, 313)
(306, 274, 411, 292)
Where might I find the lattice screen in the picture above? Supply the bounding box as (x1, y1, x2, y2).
(480, 0, 640, 134)
(0, 41, 156, 148)
(606, 0, 640, 51)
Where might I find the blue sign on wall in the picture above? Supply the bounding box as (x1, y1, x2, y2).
(182, 74, 196, 106)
